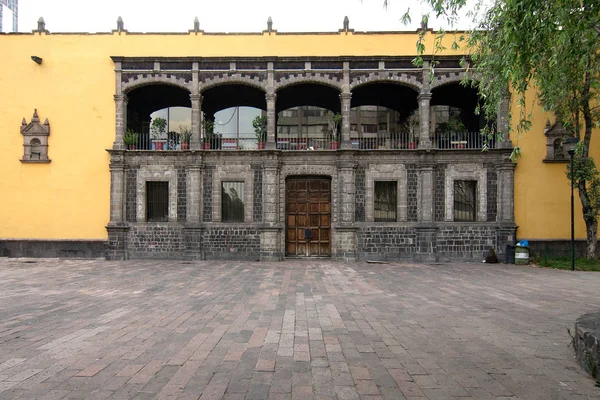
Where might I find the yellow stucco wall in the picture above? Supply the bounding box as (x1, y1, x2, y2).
(512, 92, 600, 240)
(0, 30, 596, 241)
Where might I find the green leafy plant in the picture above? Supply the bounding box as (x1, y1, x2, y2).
(150, 117, 167, 140)
(252, 115, 267, 143)
(203, 119, 215, 143)
(178, 125, 192, 144)
(324, 111, 342, 141)
(123, 129, 138, 146)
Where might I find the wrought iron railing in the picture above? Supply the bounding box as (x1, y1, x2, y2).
(432, 132, 498, 150)
(125, 131, 499, 151)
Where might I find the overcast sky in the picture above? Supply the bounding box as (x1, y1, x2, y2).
(9, 0, 467, 33)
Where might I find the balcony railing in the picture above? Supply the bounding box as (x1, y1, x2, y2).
(125, 131, 499, 151)
(432, 132, 499, 150)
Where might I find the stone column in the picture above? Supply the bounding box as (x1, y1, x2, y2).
(190, 94, 202, 150)
(497, 91, 512, 148)
(341, 62, 352, 149)
(417, 92, 432, 149)
(261, 157, 282, 260)
(113, 94, 128, 150)
(336, 156, 357, 260)
(340, 93, 352, 149)
(266, 93, 277, 150)
(496, 161, 516, 223)
(495, 160, 516, 260)
(417, 164, 435, 222)
(186, 165, 202, 223)
(106, 151, 128, 260)
(416, 162, 437, 261)
(109, 156, 125, 223)
(418, 61, 432, 150)
(265, 62, 277, 150)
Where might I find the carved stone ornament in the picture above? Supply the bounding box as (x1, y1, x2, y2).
(543, 120, 569, 162)
(20, 109, 50, 163)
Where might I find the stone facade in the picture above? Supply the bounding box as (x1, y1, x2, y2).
(106, 55, 517, 261)
(107, 149, 515, 261)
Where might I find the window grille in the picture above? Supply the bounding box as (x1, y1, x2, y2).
(222, 181, 245, 222)
(146, 181, 169, 222)
(454, 180, 477, 221)
(374, 181, 397, 222)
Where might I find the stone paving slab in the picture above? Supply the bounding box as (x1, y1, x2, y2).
(0, 258, 599, 399)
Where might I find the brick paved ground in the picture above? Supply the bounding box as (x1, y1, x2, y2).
(0, 259, 599, 400)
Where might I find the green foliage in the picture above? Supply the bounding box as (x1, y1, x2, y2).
(123, 129, 138, 146)
(435, 115, 466, 138)
(390, 0, 600, 258)
(178, 125, 192, 144)
(203, 119, 215, 143)
(252, 115, 267, 142)
(150, 117, 167, 139)
(533, 256, 600, 272)
(324, 111, 343, 140)
(567, 143, 600, 223)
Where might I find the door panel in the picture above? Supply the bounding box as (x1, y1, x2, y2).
(286, 177, 331, 257)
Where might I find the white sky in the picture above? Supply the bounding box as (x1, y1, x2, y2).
(15, 0, 467, 33)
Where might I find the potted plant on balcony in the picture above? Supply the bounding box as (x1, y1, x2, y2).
(325, 111, 342, 150)
(436, 116, 467, 149)
(150, 117, 167, 150)
(179, 125, 192, 150)
(123, 129, 138, 150)
(402, 113, 420, 149)
(252, 115, 267, 149)
(203, 119, 215, 150)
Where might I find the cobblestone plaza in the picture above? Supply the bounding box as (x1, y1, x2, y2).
(0, 259, 598, 399)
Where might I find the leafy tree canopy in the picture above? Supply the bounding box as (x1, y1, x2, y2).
(386, 0, 600, 257)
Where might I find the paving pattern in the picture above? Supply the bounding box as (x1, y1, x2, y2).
(0, 258, 599, 399)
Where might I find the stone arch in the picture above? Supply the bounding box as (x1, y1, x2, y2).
(200, 73, 267, 92)
(430, 71, 478, 90)
(350, 72, 422, 92)
(122, 74, 192, 94)
(274, 73, 342, 92)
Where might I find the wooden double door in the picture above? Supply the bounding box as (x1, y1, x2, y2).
(286, 177, 331, 257)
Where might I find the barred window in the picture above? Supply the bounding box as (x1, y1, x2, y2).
(454, 180, 477, 221)
(222, 181, 245, 222)
(146, 181, 169, 222)
(374, 181, 397, 222)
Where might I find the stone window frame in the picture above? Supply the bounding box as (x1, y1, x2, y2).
(444, 164, 487, 222)
(365, 164, 407, 222)
(212, 165, 253, 223)
(136, 165, 178, 222)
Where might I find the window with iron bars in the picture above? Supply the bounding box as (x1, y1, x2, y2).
(222, 181, 245, 222)
(146, 181, 169, 222)
(454, 180, 477, 221)
(374, 181, 397, 222)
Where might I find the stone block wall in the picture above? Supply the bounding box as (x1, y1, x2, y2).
(253, 165, 263, 222)
(203, 227, 260, 260)
(486, 165, 498, 222)
(434, 164, 446, 222)
(355, 166, 365, 222)
(406, 164, 418, 221)
(127, 224, 185, 259)
(357, 226, 416, 261)
(177, 168, 187, 221)
(203, 166, 214, 222)
(437, 225, 496, 260)
(125, 166, 138, 222)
